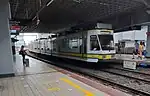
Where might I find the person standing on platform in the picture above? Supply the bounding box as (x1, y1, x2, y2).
(142, 42, 146, 58)
(138, 41, 144, 59)
(133, 42, 139, 59)
(19, 45, 26, 65)
(135, 41, 139, 55)
(117, 43, 121, 56)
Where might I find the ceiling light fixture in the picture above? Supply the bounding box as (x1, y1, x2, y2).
(47, 0, 54, 6)
(37, 19, 40, 25)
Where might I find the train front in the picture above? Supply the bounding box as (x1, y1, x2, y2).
(87, 29, 116, 62)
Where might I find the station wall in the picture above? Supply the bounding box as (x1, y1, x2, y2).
(114, 26, 148, 43)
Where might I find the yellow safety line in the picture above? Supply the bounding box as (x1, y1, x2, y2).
(48, 87, 60, 91)
(60, 78, 94, 96)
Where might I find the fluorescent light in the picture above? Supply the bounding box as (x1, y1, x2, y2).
(36, 19, 40, 25)
(46, 0, 54, 6)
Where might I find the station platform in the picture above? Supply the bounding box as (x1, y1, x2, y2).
(0, 54, 131, 96)
(115, 54, 150, 64)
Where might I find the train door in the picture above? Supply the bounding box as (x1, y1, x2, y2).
(79, 37, 83, 54)
(79, 32, 87, 58)
(34, 41, 37, 53)
(36, 41, 38, 52)
(44, 39, 47, 53)
(38, 40, 41, 53)
(52, 40, 57, 54)
(46, 39, 51, 54)
(40, 40, 44, 53)
(50, 40, 53, 55)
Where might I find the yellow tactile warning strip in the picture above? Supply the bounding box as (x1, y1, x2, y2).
(48, 87, 60, 91)
(60, 78, 94, 96)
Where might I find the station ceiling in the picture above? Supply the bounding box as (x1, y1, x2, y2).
(9, 0, 148, 33)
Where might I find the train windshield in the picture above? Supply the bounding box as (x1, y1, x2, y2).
(98, 35, 114, 50)
(90, 35, 100, 50)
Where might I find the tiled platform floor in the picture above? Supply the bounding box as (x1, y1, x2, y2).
(14, 55, 57, 76)
(0, 71, 110, 96)
(0, 55, 112, 96)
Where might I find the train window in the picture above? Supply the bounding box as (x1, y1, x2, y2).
(52, 40, 56, 51)
(98, 35, 114, 50)
(69, 38, 78, 48)
(90, 35, 100, 50)
(72, 39, 78, 48)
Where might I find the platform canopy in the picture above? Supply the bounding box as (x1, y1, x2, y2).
(9, 0, 148, 33)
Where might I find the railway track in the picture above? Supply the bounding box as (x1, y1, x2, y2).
(63, 65, 150, 96)
(28, 52, 150, 96)
(108, 66, 150, 76)
(100, 68, 150, 83)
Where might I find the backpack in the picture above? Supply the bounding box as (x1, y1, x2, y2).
(19, 50, 22, 55)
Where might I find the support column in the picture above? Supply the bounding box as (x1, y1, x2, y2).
(146, 25, 150, 57)
(0, 0, 14, 76)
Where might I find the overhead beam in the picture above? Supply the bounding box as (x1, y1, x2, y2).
(143, 0, 150, 7)
(134, 0, 150, 7)
(32, 0, 55, 21)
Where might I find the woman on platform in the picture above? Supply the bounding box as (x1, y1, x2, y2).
(19, 45, 26, 65)
(138, 41, 144, 59)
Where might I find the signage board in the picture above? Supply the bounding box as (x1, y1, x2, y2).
(10, 30, 19, 35)
(123, 60, 137, 70)
(11, 25, 21, 30)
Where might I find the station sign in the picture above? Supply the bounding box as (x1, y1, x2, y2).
(9, 20, 20, 25)
(10, 25, 20, 35)
(10, 30, 19, 35)
(11, 25, 21, 30)
(10, 19, 32, 26)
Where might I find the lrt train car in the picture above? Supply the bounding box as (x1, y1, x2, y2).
(28, 23, 116, 63)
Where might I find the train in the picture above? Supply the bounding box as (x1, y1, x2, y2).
(28, 23, 116, 63)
